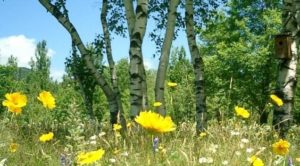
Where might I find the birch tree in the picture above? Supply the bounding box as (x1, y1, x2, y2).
(101, 0, 127, 130)
(37, 0, 227, 134)
(38, 0, 123, 128)
(185, 0, 207, 133)
(155, 0, 180, 116)
(273, 0, 299, 137)
(124, 0, 149, 118)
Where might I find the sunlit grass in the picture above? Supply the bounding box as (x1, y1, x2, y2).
(1, 112, 299, 165)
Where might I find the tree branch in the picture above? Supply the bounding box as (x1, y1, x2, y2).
(124, 0, 136, 37)
(38, 0, 114, 99)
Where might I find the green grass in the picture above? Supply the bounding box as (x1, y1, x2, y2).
(0, 113, 299, 166)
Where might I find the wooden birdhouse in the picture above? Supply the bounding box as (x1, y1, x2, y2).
(275, 33, 292, 59)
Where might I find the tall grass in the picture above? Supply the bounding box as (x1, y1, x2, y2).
(0, 108, 299, 166)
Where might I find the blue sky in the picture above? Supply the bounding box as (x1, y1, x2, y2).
(0, 0, 189, 81)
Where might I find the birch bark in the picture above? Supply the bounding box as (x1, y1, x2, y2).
(39, 0, 119, 125)
(124, 0, 149, 118)
(273, 0, 299, 137)
(185, 0, 207, 133)
(101, 0, 127, 131)
(155, 0, 180, 116)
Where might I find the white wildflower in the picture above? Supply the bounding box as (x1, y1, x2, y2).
(247, 157, 252, 162)
(199, 157, 213, 164)
(98, 132, 106, 137)
(239, 143, 245, 149)
(199, 157, 208, 164)
(89, 140, 97, 145)
(259, 147, 266, 151)
(89, 135, 97, 140)
(121, 151, 129, 157)
(222, 160, 229, 165)
(0, 158, 7, 166)
(241, 138, 249, 144)
(109, 158, 116, 163)
(235, 151, 241, 156)
(208, 144, 218, 153)
(246, 148, 254, 153)
(230, 131, 240, 136)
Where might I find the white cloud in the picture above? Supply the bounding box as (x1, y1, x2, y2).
(0, 35, 36, 67)
(0, 35, 55, 67)
(0, 35, 62, 81)
(143, 58, 157, 70)
(48, 48, 56, 58)
(50, 69, 65, 82)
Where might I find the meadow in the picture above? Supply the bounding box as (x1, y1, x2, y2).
(1, 0, 300, 165)
(0, 91, 299, 166)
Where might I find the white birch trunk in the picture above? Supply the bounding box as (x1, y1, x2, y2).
(273, 0, 299, 137)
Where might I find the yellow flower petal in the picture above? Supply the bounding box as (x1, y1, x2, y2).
(135, 111, 176, 133)
(250, 156, 264, 166)
(127, 122, 132, 128)
(113, 124, 122, 131)
(272, 139, 290, 156)
(9, 143, 19, 153)
(2, 92, 27, 115)
(167, 82, 177, 87)
(37, 91, 56, 109)
(270, 94, 283, 107)
(39, 132, 54, 142)
(77, 149, 105, 165)
(199, 132, 207, 138)
(153, 102, 162, 107)
(235, 106, 250, 118)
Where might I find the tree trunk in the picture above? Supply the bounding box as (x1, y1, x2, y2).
(124, 0, 135, 36)
(185, 0, 207, 134)
(124, 0, 149, 118)
(39, 0, 119, 125)
(124, 0, 149, 111)
(155, 0, 180, 116)
(273, 0, 299, 137)
(101, 0, 127, 131)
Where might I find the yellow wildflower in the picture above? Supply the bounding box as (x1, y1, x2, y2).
(158, 145, 167, 155)
(9, 143, 19, 153)
(153, 102, 162, 107)
(77, 149, 105, 165)
(167, 82, 177, 87)
(37, 91, 56, 109)
(135, 111, 176, 133)
(235, 106, 250, 118)
(2, 92, 27, 115)
(199, 132, 207, 138)
(296, 157, 300, 162)
(39, 132, 54, 142)
(113, 124, 122, 131)
(250, 156, 264, 166)
(270, 94, 283, 107)
(272, 139, 290, 156)
(127, 122, 132, 128)
(113, 148, 120, 155)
